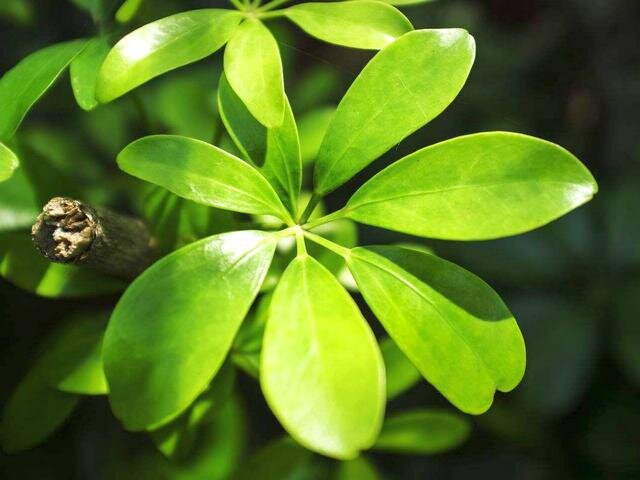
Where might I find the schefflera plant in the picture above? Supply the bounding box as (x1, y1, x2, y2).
(103, 29, 597, 459)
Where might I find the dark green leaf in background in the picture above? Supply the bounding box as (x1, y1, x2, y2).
(0, 39, 87, 140)
(373, 409, 470, 454)
(380, 336, 421, 400)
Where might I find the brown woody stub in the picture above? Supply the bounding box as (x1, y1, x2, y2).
(31, 197, 154, 280)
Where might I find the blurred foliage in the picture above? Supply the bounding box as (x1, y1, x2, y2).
(1, 0, 639, 479)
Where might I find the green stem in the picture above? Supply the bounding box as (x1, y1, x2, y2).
(303, 208, 348, 230)
(230, 0, 246, 11)
(257, 0, 291, 12)
(303, 231, 351, 258)
(256, 9, 286, 19)
(298, 192, 322, 224)
(295, 228, 307, 256)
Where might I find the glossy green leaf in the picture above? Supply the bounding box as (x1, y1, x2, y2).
(218, 74, 301, 213)
(0, 232, 125, 298)
(373, 409, 470, 454)
(0, 39, 87, 141)
(261, 255, 385, 459)
(380, 337, 421, 400)
(336, 457, 382, 480)
(0, 374, 78, 453)
(285, 1, 412, 50)
(118, 135, 290, 221)
(347, 246, 525, 414)
(314, 29, 475, 194)
(104, 230, 278, 431)
(298, 106, 335, 165)
(232, 436, 313, 480)
(224, 19, 285, 128)
(151, 363, 236, 460)
(40, 313, 109, 395)
(346, 132, 598, 240)
(0, 142, 19, 181)
(96, 9, 243, 102)
(70, 36, 110, 111)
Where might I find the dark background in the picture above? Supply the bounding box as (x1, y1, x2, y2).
(1, 0, 639, 478)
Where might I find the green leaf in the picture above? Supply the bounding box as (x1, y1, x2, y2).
(70, 37, 111, 111)
(347, 246, 525, 414)
(118, 135, 291, 221)
(218, 74, 301, 214)
(0, 232, 125, 298)
(104, 230, 278, 431)
(0, 142, 19, 182)
(151, 362, 236, 460)
(379, 0, 434, 5)
(314, 29, 475, 194)
(336, 457, 382, 480)
(115, 0, 144, 23)
(0, 374, 78, 453)
(232, 436, 313, 480)
(224, 19, 285, 128)
(261, 255, 385, 459)
(285, 1, 412, 50)
(346, 132, 598, 240)
(380, 337, 420, 400)
(0, 39, 87, 141)
(96, 9, 243, 102)
(40, 313, 109, 395)
(0, 165, 39, 231)
(373, 409, 470, 454)
(298, 106, 335, 165)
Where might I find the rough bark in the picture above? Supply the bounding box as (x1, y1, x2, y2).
(32, 197, 154, 280)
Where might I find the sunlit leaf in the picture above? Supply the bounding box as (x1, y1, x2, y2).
(104, 231, 278, 430)
(118, 135, 291, 221)
(70, 36, 111, 111)
(346, 132, 598, 240)
(0, 142, 19, 182)
(347, 246, 525, 414)
(314, 29, 475, 194)
(285, 1, 412, 50)
(96, 9, 242, 102)
(224, 19, 285, 128)
(218, 74, 301, 213)
(261, 255, 385, 459)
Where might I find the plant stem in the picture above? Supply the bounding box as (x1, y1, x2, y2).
(303, 231, 351, 258)
(257, 0, 291, 12)
(256, 9, 286, 19)
(31, 197, 154, 280)
(295, 227, 307, 256)
(230, 0, 246, 11)
(298, 192, 322, 224)
(302, 207, 348, 230)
